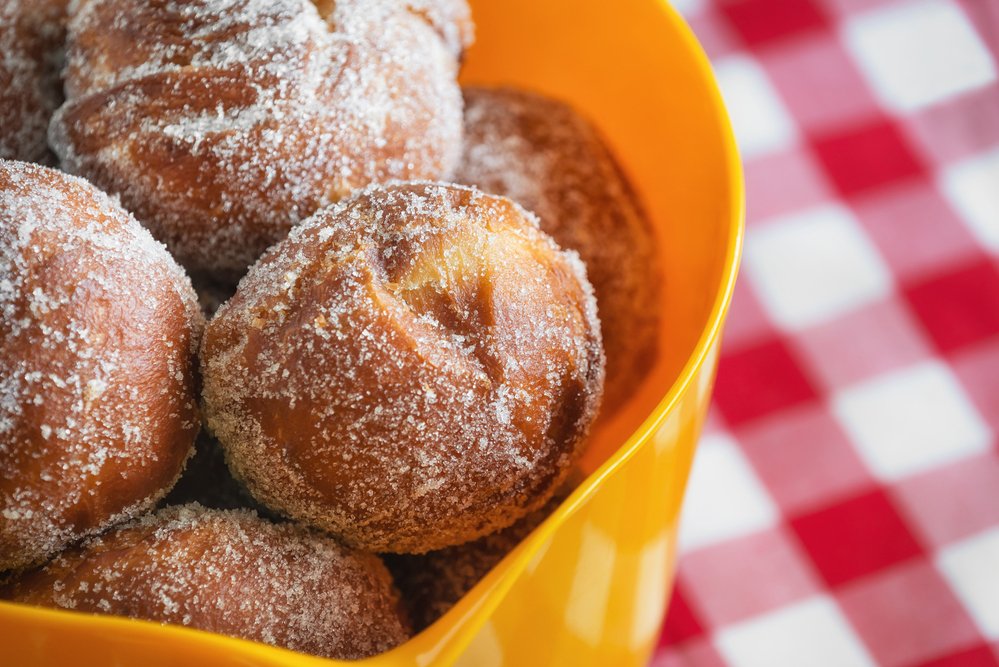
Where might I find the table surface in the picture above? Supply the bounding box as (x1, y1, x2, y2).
(651, 0, 999, 665)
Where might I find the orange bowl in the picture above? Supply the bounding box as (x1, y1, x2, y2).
(0, 0, 743, 665)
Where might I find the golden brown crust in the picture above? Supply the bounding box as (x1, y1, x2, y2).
(2, 504, 411, 659)
(0, 160, 204, 572)
(201, 182, 604, 553)
(0, 0, 67, 163)
(457, 87, 662, 412)
(52, 0, 472, 277)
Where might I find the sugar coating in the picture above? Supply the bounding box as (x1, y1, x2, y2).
(201, 182, 605, 553)
(457, 87, 662, 411)
(3, 503, 410, 659)
(0, 0, 66, 163)
(51, 0, 473, 277)
(0, 160, 204, 572)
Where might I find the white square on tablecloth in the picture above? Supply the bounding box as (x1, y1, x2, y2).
(716, 596, 876, 667)
(678, 433, 778, 552)
(941, 147, 999, 253)
(744, 204, 892, 330)
(832, 361, 991, 480)
(843, 0, 996, 112)
(937, 527, 999, 639)
(713, 55, 798, 160)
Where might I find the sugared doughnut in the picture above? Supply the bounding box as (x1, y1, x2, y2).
(457, 87, 662, 411)
(388, 493, 566, 630)
(0, 0, 67, 163)
(2, 504, 410, 659)
(0, 160, 203, 571)
(201, 182, 605, 553)
(51, 0, 474, 277)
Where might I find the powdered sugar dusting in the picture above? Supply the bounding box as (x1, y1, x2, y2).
(201, 182, 604, 553)
(457, 87, 662, 411)
(3, 504, 410, 659)
(51, 0, 472, 276)
(0, 160, 204, 571)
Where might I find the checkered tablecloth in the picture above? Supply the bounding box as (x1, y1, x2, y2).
(650, 0, 999, 665)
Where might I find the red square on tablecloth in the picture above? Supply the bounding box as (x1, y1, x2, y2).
(789, 489, 924, 586)
(893, 452, 999, 548)
(852, 180, 982, 280)
(790, 297, 936, 390)
(836, 560, 981, 666)
(758, 32, 880, 134)
(737, 404, 873, 513)
(905, 260, 999, 353)
(658, 582, 707, 645)
(813, 119, 925, 196)
(718, 0, 829, 46)
(914, 644, 999, 667)
(679, 526, 822, 627)
(714, 339, 819, 425)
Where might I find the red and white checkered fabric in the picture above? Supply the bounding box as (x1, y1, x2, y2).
(651, 0, 999, 665)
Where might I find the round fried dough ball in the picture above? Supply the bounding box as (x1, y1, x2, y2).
(201, 182, 604, 553)
(3, 504, 410, 659)
(0, 160, 203, 571)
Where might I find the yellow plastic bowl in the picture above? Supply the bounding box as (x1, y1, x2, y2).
(0, 1, 742, 665)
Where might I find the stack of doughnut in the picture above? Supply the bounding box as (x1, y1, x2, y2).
(0, 0, 661, 658)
